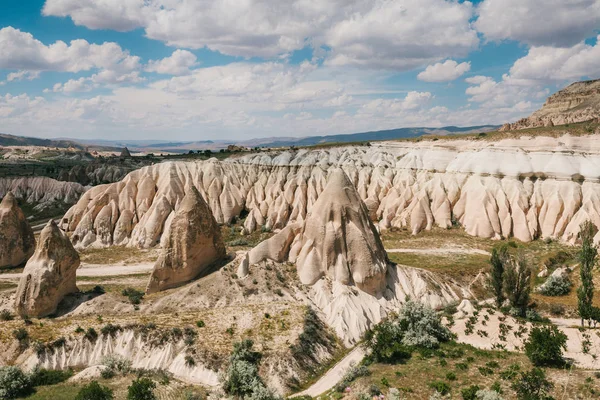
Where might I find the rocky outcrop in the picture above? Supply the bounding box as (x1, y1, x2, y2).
(239, 169, 388, 295)
(146, 186, 226, 294)
(120, 147, 132, 158)
(62, 134, 600, 249)
(0, 192, 35, 268)
(0, 177, 85, 211)
(501, 79, 600, 130)
(15, 220, 80, 317)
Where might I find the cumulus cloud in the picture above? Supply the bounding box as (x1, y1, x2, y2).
(7, 70, 40, 82)
(417, 60, 471, 82)
(0, 27, 140, 75)
(146, 50, 198, 76)
(51, 77, 92, 93)
(42, 0, 477, 70)
(475, 0, 600, 47)
(506, 36, 600, 83)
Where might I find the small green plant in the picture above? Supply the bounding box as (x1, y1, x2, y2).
(196, 320, 205, 328)
(185, 355, 196, 367)
(75, 326, 85, 334)
(0, 310, 14, 321)
(456, 362, 468, 371)
(512, 368, 553, 400)
(446, 372, 457, 381)
(539, 275, 572, 296)
(127, 377, 156, 400)
(461, 385, 480, 400)
(75, 381, 114, 400)
(122, 287, 145, 305)
(429, 381, 450, 395)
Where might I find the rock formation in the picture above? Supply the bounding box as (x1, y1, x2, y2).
(0, 177, 85, 211)
(120, 147, 132, 158)
(146, 186, 226, 293)
(501, 79, 600, 130)
(0, 192, 35, 269)
(62, 132, 600, 249)
(15, 220, 80, 317)
(239, 168, 388, 295)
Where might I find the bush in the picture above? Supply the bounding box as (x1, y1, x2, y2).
(101, 323, 122, 338)
(122, 288, 145, 305)
(0, 366, 33, 399)
(75, 381, 114, 400)
(429, 381, 450, 395)
(511, 368, 553, 400)
(0, 310, 14, 321)
(364, 319, 411, 363)
(102, 355, 132, 376)
(127, 377, 156, 400)
(30, 368, 73, 386)
(539, 275, 571, 296)
(398, 300, 452, 349)
(446, 372, 456, 381)
(85, 327, 99, 342)
(196, 320, 205, 328)
(524, 325, 567, 367)
(13, 327, 29, 342)
(462, 385, 480, 400)
(334, 364, 371, 392)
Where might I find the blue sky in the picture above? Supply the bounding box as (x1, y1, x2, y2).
(0, 0, 598, 141)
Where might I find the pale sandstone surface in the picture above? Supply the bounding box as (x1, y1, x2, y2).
(62, 133, 600, 250)
(501, 79, 600, 130)
(146, 186, 226, 293)
(0, 177, 85, 210)
(0, 192, 35, 269)
(14, 220, 80, 317)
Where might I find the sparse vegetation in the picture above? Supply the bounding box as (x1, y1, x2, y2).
(122, 287, 145, 305)
(75, 381, 114, 400)
(511, 368, 553, 400)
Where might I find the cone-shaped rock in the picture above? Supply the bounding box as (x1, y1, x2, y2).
(240, 168, 388, 295)
(15, 220, 79, 317)
(0, 192, 35, 269)
(146, 186, 226, 293)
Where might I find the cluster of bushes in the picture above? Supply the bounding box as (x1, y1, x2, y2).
(74, 377, 157, 400)
(122, 287, 145, 305)
(538, 275, 572, 296)
(223, 339, 280, 400)
(0, 366, 73, 399)
(364, 300, 451, 363)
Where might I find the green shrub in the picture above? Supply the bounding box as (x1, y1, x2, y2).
(13, 327, 29, 342)
(524, 325, 567, 367)
(461, 385, 480, 400)
(196, 320, 205, 328)
(334, 364, 371, 392)
(85, 327, 99, 342)
(429, 381, 450, 395)
(75, 381, 114, 400)
(539, 275, 571, 296)
(511, 368, 553, 400)
(122, 288, 145, 305)
(476, 389, 504, 400)
(446, 372, 456, 381)
(127, 377, 156, 400)
(101, 323, 122, 338)
(0, 310, 14, 321)
(0, 366, 33, 399)
(30, 368, 73, 386)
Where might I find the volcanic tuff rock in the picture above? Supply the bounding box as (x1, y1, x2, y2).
(146, 186, 226, 293)
(0, 192, 35, 269)
(62, 134, 600, 249)
(0, 177, 84, 211)
(239, 168, 388, 295)
(501, 79, 600, 130)
(15, 220, 80, 317)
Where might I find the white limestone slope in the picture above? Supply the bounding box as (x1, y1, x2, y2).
(0, 177, 85, 210)
(62, 134, 600, 249)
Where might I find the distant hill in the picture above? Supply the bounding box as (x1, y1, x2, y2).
(0, 133, 84, 149)
(4, 125, 499, 154)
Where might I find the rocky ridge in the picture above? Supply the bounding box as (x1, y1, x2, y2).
(501, 79, 600, 130)
(63, 134, 600, 250)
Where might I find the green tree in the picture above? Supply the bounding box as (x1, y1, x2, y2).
(75, 381, 114, 400)
(503, 256, 532, 316)
(0, 366, 32, 399)
(577, 221, 597, 326)
(511, 368, 554, 400)
(524, 325, 567, 367)
(127, 377, 156, 400)
(490, 244, 509, 307)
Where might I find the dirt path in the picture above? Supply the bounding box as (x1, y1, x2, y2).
(386, 247, 490, 256)
(0, 262, 154, 280)
(294, 346, 366, 398)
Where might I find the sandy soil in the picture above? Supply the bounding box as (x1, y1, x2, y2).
(295, 346, 366, 397)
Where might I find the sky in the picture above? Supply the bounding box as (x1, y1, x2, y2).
(0, 0, 599, 141)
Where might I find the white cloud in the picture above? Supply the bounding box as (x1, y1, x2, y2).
(417, 60, 471, 82)
(7, 70, 40, 82)
(0, 27, 140, 74)
(475, 0, 600, 47)
(324, 0, 478, 69)
(52, 77, 92, 93)
(146, 50, 198, 76)
(42, 0, 478, 70)
(506, 36, 600, 83)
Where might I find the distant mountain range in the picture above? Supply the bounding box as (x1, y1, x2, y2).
(3, 125, 499, 154)
(67, 125, 500, 153)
